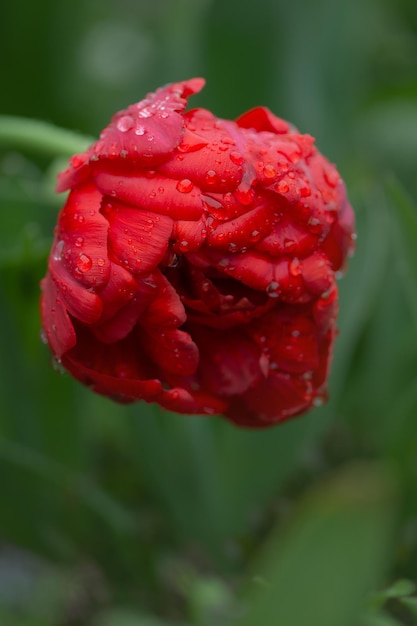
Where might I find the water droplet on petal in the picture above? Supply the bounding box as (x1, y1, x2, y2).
(205, 170, 218, 186)
(308, 217, 322, 234)
(77, 253, 92, 273)
(117, 115, 134, 132)
(263, 164, 276, 178)
(75, 237, 84, 248)
(284, 238, 296, 252)
(235, 184, 255, 206)
(266, 281, 280, 297)
(70, 154, 86, 168)
(135, 124, 146, 136)
(176, 178, 194, 193)
(53, 240, 65, 261)
(289, 257, 301, 277)
(250, 230, 260, 241)
(52, 356, 65, 375)
(229, 151, 244, 166)
(97, 257, 105, 267)
(276, 180, 289, 193)
(40, 329, 48, 345)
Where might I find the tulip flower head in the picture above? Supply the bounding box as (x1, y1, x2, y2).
(41, 78, 355, 427)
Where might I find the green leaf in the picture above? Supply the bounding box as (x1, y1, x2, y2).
(398, 596, 417, 619)
(386, 176, 417, 325)
(0, 116, 93, 158)
(235, 463, 397, 626)
(93, 609, 179, 626)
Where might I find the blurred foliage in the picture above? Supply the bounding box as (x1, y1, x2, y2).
(1, 0, 417, 624)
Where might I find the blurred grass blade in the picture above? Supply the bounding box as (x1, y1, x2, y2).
(235, 464, 397, 626)
(0, 437, 135, 534)
(93, 608, 180, 626)
(0, 116, 93, 158)
(386, 176, 417, 324)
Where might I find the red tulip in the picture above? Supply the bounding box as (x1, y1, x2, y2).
(40, 78, 355, 427)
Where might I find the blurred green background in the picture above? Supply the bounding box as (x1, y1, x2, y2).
(1, 0, 417, 624)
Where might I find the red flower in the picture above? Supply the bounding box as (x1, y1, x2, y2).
(40, 78, 355, 427)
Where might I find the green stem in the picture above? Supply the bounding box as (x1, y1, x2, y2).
(0, 115, 94, 158)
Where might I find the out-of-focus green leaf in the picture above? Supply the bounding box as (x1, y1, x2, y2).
(360, 613, 403, 626)
(386, 177, 417, 324)
(0, 116, 93, 158)
(93, 609, 178, 626)
(381, 579, 415, 599)
(398, 596, 417, 619)
(235, 464, 397, 626)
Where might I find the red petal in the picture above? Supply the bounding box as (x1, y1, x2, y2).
(256, 218, 318, 258)
(49, 256, 103, 324)
(93, 275, 157, 343)
(40, 273, 76, 358)
(158, 386, 226, 415)
(94, 171, 204, 220)
(195, 327, 261, 396)
(97, 262, 141, 321)
(252, 311, 320, 376)
(58, 79, 206, 191)
(171, 216, 207, 252)
(143, 327, 199, 376)
(240, 372, 313, 423)
(102, 199, 173, 274)
(236, 107, 291, 134)
(301, 252, 333, 295)
(140, 272, 186, 328)
(57, 182, 110, 289)
(159, 110, 243, 192)
(206, 203, 275, 250)
(62, 325, 163, 400)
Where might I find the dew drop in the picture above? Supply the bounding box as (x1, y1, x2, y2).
(135, 124, 146, 136)
(308, 217, 322, 233)
(40, 329, 48, 345)
(176, 178, 194, 193)
(284, 238, 296, 252)
(70, 154, 86, 168)
(323, 164, 339, 187)
(289, 257, 301, 277)
(250, 230, 260, 241)
(77, 253, 92, 272)
(205, 170, 218, 186)
(167, 253, 180, 268)
(235, 185, 255, 206)
(52, 356, 65, 375)
(229, 151, 244, 166)
(276, 180, 289, 193)
(263, 164, 276, 179)
(75, 237, 84, 248)
(266, 281, 280, 297)
(116, 115, 134, 132)
(53, 240, 65, 261)
(97, 257, 105, 267)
